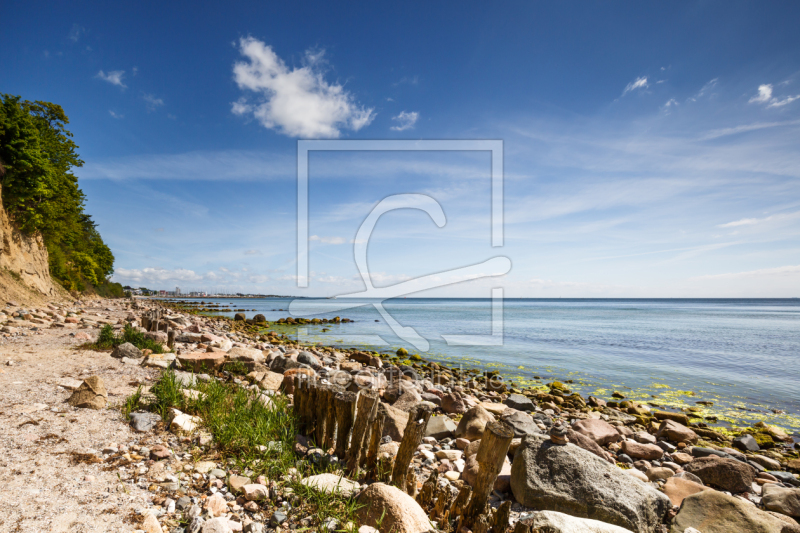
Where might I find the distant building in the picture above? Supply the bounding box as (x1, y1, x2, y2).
(176, 286, 181, 295)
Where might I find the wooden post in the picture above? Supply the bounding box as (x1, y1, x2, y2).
(314, 384, 328, 445)
(323, 386, 342, 451)
(293, 377, 306, 430)
(512, 518, 532, 533)
(433, 482, 453, 520)
(490, 501, 511, 533)
(416, 471, 438, 509)
(167, 330, 176, 350)
(333, 391, 356, 458)
(450, 484, 472, 531)
(345, 391, 378, 474)
(406, 466, 418, 498)
(365, 411, 386, 474)
(463, 421, 514, 527)
(391, 404, 433, 491)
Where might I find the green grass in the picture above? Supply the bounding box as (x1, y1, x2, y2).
(126, 369, 365, 531)
(93, 323, 165, 353)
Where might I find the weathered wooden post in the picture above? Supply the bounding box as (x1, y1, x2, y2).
(345, 391, 378, 474)
(365, 411, 386, 474)
(463, 421, 514, 527)
(167, 330, 176, 350)
(490, 501, 511, 533)
(333, 391, 356, 458)
(391, 404, 433, 491)
(314, 384, 329, 445)
(322, 386, 342, 451)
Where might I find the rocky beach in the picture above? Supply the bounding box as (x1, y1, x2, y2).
(1, 297, 799, 533)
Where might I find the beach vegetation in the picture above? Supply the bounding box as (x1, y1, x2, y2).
(93, 324, 166, 353)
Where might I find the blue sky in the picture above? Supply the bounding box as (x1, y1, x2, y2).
(4, 1, 800, 297)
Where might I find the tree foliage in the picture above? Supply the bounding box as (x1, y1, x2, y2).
(0, 94, 118, 294)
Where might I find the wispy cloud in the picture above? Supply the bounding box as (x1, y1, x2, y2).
(244, 249, 261, 255)
(68, 23, 84, 42)
(749, 83, 800, 108)
(309, 235, 346, 245)
(142, 93, 164, 111)
(717, 210, 800, 228)
(699, 119, 800, 140)
(231, 37, 375, 138)
(691, 264, 800, 281)
(96, 70, 126, 88)
(108, 110, 124, 119)
(688, 78, 718, 102)
(622, 76, 648, 96)
(390, 111, 419, 131)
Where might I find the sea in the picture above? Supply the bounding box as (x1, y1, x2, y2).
(165, 297, 800, 436)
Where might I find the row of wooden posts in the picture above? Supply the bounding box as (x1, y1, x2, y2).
(292, 377, 516, 533)
(140, 307, 177, 349)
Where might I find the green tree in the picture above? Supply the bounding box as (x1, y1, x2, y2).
(0, 94, 117, 294)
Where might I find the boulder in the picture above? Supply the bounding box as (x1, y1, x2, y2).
(252, 314, 267, 323)
(683, 455, 756, 493)
(653, 411, 690, 425)
(169, 408, 200, 433)
(380, 402, 409, 442)
(572, 419, 622, 446)
(441, 393, 470, 414)
(510, 434, 671, 533)
(504, 394, 534, 412)
(258, 371, 284, 391)
(763, 484, 800, 518)
(733, 434, 761, 452)
(300, 473, 360, 498)
(499, 409, 541, 437)
(455, 405, 495, 441)
(228, 346, 265, 364)
(177, 352, 226, 372)
(517, 511, 635, 533)
(356, 483, 432, 533)
(141, 352, 176, 369)
(425, 416, 457, 440)
(201, 517, 233, 533)
(228, 475, 251, 493)
(567, 428, 613, 463)
(297, 351, 320, 367)
(67, 376, 108, 410)
(111, 342, 142, 359)
(662, 476, 710, 506)
(670, 490, 798, 533)
(393, 390, 423, 413)
(620, 440, 664, 461)
(655, 419, 698, 444)
(130, 411, 162, 432)
(145, 331, 168, 344)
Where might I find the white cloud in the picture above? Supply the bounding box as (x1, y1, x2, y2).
(749, 84, 800, 108)
(717, 211, 800, 228)
(231, 37, 375, 138)
(622, 76, 648, 96)
(699, 119, 800, 140)
(663, 98, 679, 110)
(749, 84, 773, 104)
(96, 70, 127, 88)
(244, 249, 261, 255)
(691, 264, 800, 281)
(142, 93, 164, 111)
(768, 95, 800, 108)
(688, 78, 718, 101)
(309, 235, 346, 245)
(390, 111, 419, 131)
(108, 110, 124, 119)
(113, 267, 206, 283)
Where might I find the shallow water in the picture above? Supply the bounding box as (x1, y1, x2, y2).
(170, 297, 800, 434)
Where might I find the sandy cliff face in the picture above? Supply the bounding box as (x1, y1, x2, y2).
(0, 187, 59, 297)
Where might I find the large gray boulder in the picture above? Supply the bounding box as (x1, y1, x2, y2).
(455, 405, 495, 441)
(510, 434, 670, 533)
(670, 490, 799, 533)
(499, 409, 541, 437)
(763, 483, 800, 518)
(111, 342, 142, 359)
(425, 416, 457, 440)
(683, 455, 756, 493)
(518, 511, 634, 532)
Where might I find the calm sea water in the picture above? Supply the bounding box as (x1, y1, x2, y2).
(170, 298, 800, 435)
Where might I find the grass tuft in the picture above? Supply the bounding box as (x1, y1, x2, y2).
(92, 324, 165, 353)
